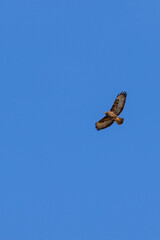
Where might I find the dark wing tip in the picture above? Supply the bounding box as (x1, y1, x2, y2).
(118, 91, 127, 97)
(121, 91, 127, 96)
(95, 123, 100, 131)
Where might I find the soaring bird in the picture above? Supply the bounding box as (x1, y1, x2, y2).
(95, 91, 127, 131)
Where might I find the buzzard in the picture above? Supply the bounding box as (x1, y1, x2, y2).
(95, 91, 127, 131)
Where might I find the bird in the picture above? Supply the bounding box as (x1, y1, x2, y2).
(95, 91, 127, 131)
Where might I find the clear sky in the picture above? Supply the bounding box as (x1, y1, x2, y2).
(1, 0, 160, 239)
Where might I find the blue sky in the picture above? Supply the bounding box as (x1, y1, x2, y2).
(1, 0, 160, 239)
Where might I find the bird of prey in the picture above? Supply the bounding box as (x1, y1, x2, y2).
(95, 91, 127, 131)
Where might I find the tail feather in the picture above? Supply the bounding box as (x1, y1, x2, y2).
(115, 117, 124, 125)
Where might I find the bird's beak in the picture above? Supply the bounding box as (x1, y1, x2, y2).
(105, 112, 107, 115)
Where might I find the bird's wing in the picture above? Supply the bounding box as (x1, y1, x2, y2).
(95, 115, 114, 131)
(110, 91, 127, 115)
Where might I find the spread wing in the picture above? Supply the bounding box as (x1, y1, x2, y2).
(110, 91, 127, 115)
(95, 115, 114, 131)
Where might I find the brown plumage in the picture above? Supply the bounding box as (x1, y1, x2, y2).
(95, 91, 127, 131)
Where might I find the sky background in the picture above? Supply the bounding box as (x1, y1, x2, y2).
(1, 0, 160, 239)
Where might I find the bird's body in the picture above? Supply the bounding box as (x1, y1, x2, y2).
(105, 111, 124, 124)
(106, 111, 118, 118)
(95, 91, 127, 131)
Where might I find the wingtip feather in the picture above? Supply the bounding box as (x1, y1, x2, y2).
(95, 123, 100, 131)
(120, 91, 127, 97)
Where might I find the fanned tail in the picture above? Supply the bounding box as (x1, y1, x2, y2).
(115, 117, 124, 125)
